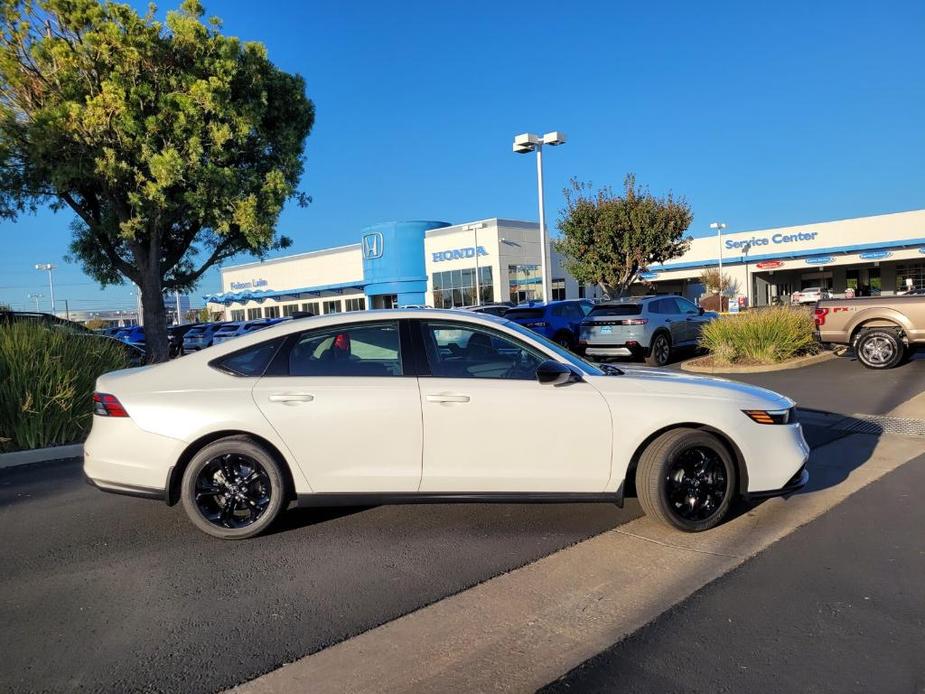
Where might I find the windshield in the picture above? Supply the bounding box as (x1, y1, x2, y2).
(589, 304, 642, 317)
(503, 319, 605, 376)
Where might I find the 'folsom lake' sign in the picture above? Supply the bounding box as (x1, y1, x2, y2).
(432, 246, 489, 263)
(229, 279, 269, 291)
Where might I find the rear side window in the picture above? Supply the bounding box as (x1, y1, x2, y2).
(589, 304, 642, 317)
(287, 321, 402, 377)
(211, 338, 284, 377)
(504, 308, 545, 321)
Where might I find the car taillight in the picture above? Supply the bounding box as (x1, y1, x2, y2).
(620, 318, 648, 325)
(813, 307, 828, 327)
(93, 392, 129, 417)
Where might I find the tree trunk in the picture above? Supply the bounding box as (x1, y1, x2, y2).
(139, 267, 170, 363)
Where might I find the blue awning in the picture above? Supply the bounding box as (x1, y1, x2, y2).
(203, 280, 365, 305)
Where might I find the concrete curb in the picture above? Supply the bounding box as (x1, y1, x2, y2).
(680, 350, 836, 374)
(0, 443, 83, 470)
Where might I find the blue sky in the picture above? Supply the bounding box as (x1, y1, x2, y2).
(2, 0, 923, 311)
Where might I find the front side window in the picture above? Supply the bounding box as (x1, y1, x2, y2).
(676, 297, 699, 314)
(419, 321, 544, 380)
(288, 321, 402, 377)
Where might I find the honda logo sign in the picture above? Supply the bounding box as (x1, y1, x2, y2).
(362, 232, 383, 260)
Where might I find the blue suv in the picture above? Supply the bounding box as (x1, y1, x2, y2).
(504, 299, 594, 349)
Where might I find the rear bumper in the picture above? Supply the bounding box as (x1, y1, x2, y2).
(583, 345, 637, 357)
(83, 416, 184, 501)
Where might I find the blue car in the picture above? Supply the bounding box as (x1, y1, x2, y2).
(119, 325, 145, 348)
(504, 299, 594, 349)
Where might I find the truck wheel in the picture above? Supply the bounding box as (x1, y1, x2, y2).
(855, 329, 904, 369)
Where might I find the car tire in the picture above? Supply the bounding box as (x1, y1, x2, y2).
(855, 329, 904, 369)
(180, 436, 287, 540)
(635, 428, 737, 532)
(644, 333, 671, 367)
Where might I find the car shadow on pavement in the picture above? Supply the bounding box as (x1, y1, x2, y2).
(267, 504, 373, 535)
(725, 413, 884, 522)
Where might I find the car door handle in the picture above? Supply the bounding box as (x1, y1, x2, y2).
(425, 393, 471, 403)
(268, 393, 314, 403)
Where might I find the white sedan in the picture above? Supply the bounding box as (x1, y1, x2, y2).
(84, 310, 809, 539)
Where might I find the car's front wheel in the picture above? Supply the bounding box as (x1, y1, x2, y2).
(855, 329, 904, 369)
(635, 428, 736, 532)
(181, 437, 287, 539)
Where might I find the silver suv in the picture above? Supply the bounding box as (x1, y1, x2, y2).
(577, 295, 717, 367)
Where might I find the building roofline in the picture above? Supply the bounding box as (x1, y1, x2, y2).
(698, 208, 925, 240)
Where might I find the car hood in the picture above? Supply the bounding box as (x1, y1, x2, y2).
(588, 366, 794, 410)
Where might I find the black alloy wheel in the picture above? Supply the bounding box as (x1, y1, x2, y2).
(194, 453, 272, 529)
(636, 428, 736, 532)
(664, 446, 728, 522)
(645, 333, 671, 367)
(181, 437, 286, 539)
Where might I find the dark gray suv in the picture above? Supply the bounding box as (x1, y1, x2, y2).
(577, 295, 717, 366)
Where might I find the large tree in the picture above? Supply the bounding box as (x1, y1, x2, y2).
(555, 175, 693, 298)
(0, 0, 314, 361)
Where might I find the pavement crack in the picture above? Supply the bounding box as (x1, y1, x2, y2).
(612, 528, 742, 559)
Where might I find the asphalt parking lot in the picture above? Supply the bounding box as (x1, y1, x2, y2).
(0, 460, 637, 693)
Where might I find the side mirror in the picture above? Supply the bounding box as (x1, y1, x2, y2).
(536, 359, 577, 386)
(699, 306, 705, 315)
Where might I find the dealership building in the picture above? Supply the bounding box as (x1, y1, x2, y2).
(204, 209, 925, 319)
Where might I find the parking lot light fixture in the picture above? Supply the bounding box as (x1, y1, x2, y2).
(513, 131, 567, 303)
(709, 223, 726, 296)
(34, 263, 56, 315)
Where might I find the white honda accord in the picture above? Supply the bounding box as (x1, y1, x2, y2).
(84, 309, 809, 539)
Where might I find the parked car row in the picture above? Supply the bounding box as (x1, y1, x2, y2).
(454, 296, 717, 367)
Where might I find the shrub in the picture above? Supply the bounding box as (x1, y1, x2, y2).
(0, 322, 129, 451)
(699, 306, 818, 365)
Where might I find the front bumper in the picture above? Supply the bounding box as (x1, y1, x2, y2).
(745, 464, 809, 500)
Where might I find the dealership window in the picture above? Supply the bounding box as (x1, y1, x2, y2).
(264, 305, 280, 319)
(432, 266, 493, 308)
(230, 309, 245, 321)
(300, 301, 319, 315)
(246, 308, 262, 320)
(896, 262, 925, 292)
(551, 278, 566, 301)
(508, 264, 541, 303)
(345, 297, 367, 312)
(282, 303, 299, 317)
(323, 299, 342, 314)
(578, 284, 586, 299)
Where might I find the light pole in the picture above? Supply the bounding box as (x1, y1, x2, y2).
(462, 222, 486, 305)
(34, 263, 56, 315)
(709, 223, 726, 299)
(27, 292, 44, 311)
(513, 131, 567, 303)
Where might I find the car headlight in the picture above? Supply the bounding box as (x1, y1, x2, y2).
(743, 408, 795, 425)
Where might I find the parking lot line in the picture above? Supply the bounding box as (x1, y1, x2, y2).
(230, 431, 924, 694)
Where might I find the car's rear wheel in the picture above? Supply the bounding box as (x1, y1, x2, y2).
(554, 331, 574, 350)
(855, 329, 904, 369)
(645, 333, 671, 367)
(181, 437, 286, 539)
(636, 428, 736, 532)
